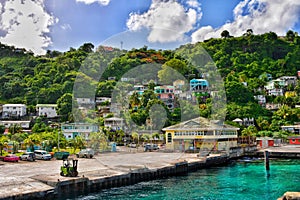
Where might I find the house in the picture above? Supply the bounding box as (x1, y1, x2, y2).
(265, 103, 281, 110)
(97, 106, 111, 117)
(189, 79, 209, 101)
(154, 85, 175, 109)
(61, 123, 99, 140)
(281, 125, 300, 134)
(0, 120, 31, 129)
(254, 95, 266, 105)
(256, 137, 274, 148)
(265, 79, 285, 96)
(287, 136, 300, 145)
(133, 85, 147, 96)
(36, 104, 57, 118)
(162, 117, 239, 152)
(242, 118, 255, 127)
(278, 76, 297, 86)
(190, 79, 209, 91)
(75, 98, 95, 106)
(95, 97, 111, 105)
(104, 117, 125, 131)
(2, 104, 27, 118)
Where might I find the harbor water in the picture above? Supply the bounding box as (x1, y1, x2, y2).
(71, 159, 300, 200)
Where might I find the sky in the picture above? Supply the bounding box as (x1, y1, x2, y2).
(0, 0, 299, 55)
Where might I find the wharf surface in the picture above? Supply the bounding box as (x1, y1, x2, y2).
(1, 145, 300, 199)
(0, 150, 228, 200)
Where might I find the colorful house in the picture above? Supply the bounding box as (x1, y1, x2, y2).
(287, 136, 300, 145)
(256, 137, 274, 148)
(154, 85, 175, 109)
(162, 117, 239, 152)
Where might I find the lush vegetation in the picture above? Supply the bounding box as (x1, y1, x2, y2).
(0, 30, 300, 153)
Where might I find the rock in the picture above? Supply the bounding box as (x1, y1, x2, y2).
(279, 192, 300, 200)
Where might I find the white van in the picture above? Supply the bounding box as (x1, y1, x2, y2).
(34, 150, 52, 160)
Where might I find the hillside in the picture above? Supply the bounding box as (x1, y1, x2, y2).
(0, 31, 299, 136)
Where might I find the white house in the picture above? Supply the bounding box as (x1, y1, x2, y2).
(61, 123, 99, 140)
(0, 120, 30, 129)
(104, 117, 124, 131)
(2, 104, 26, 118)
(36, 104, 58, 118)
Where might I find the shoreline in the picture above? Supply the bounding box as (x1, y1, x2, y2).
(1, 146, 300, 200)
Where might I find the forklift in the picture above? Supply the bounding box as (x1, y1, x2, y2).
(60, 158, 79, 177)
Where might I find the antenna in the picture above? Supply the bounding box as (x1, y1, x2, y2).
(120, 41, 123, 50)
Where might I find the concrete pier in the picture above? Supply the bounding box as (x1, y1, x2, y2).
(1, 145, 299, 199)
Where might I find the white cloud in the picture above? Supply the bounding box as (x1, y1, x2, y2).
(0, 0, 57, 55)
(60, 24, 72, 31)
(76, 0, 110, 6)
(192, 0, 300, 42)
(186, 0, 200, 9)
(127, 0, 201, 43)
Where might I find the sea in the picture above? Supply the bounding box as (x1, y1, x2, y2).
(66, 158, 300, 200)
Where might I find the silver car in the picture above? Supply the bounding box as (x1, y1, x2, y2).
(34, 150, 52, 160)
(76, 149, 95, 158)
(20, 152, 35, 161)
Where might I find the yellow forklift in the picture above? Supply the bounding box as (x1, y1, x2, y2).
(60, 158, 78, 177)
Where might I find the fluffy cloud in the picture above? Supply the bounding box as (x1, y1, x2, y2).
(0, 0, 56, 55)
(76, 0, 110, 6)
(127, 0, 201, 43)
(192, 0, 300, 42)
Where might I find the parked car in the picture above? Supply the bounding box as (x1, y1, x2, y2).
(76, 149, 95, 158)
(128, 143, 137, 148)
(34, 150, 52, 160)
(144, 143, 159, 151)
(54, 151, 70, 160)
(20, 152, 35, 161)
(3, 154, 20, 162)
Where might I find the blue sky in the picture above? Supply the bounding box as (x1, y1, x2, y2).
(0, 0, 299, 55)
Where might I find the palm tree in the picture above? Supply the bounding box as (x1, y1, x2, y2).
(0, 136, 8, 156)
(141, 133, 151, 143)
(131, 131, 139, 144)
(241, 126, 257, 145)
(70, 135, 86, 153)
(24, 134, 41, 152)
(88, 131, 108, 152)
(151, 132, 160, 142)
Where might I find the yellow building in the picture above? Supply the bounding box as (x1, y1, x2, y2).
(162, 117, 239, 152)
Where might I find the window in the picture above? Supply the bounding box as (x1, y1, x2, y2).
(167, 133, 172, 143)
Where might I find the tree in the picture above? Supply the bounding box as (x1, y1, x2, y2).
(286, 30, 296, 42)
(88, 131, 108, 152)
(24, 134, 41, 152)
(78, 43, 94, 53)
(57, 93, 73, 121)
(129, 92, 140, 110)
(131, 131, 139, 144)
(221, 30, 230, 38)
(0, 136, 8, 156)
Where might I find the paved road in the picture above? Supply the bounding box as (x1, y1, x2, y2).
(0, 150, 195, 178)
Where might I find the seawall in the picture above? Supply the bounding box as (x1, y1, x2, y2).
(30, 154, 229, 199)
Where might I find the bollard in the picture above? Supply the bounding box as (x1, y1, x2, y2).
(264, 150, 270, 171)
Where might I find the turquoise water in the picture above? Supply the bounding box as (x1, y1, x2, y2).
(74, 159, 300, 200)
